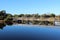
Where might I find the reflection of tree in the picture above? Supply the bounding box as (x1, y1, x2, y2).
(0, 23, 6, 29)
(6, 22, 13, 25)
(5, 18, 13, 25)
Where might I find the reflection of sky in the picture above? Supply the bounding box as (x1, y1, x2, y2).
(0, 0, 60, 15)
(0, 25, 60, 39)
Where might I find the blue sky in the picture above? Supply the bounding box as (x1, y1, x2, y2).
(0, 0, 60, 15)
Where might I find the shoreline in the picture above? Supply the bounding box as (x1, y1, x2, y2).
(13, 23, 55, 27)
(11, 24, 60, 29)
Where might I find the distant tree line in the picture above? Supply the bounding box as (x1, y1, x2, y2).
(0, 10, 57, 20)
(13, 13, 55, 18)
(0, 10, 56, 20)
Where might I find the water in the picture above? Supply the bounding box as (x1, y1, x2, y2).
(0, 24, 60, 40)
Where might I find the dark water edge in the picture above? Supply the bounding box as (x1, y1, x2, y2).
(0, 23, 60, 40)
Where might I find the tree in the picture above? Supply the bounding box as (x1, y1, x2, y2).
(0, 10, 6, 15)
(18, 14, 24, 17)
(13, 14, 19, 17)
(32, 13, 40, 18)
(4, 13, 13, 22)
(24, 14, 32, 17)
(6, 13, 13, 17)
(0, 10, 6, 20)
(41, 14, 50, 18)
(50, 13, 55, 17)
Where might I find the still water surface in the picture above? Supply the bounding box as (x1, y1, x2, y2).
(0, 24, 60, 40)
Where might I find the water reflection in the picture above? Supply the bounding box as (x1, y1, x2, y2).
(0, 22, 13, 29)
(0, 23, 6, 29)
(6, 22, 13, 25)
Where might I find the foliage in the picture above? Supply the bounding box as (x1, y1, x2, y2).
(13, 14, 19, 17)
(50, 13, 55, 17)
(0, 10, 6, 20)
(18, 14, 24, 17)
(32, 14, 40, 18)
(41, 14, 50, 18)
(24, 14, 32, 17)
